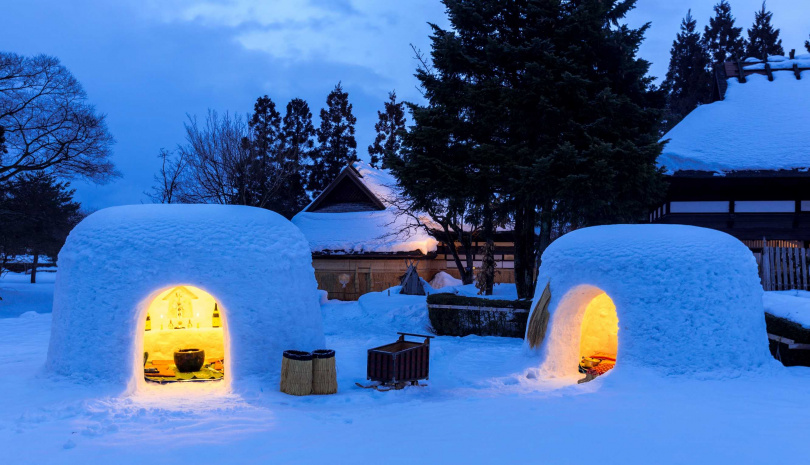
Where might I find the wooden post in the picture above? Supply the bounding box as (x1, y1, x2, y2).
(736, 58, 747, 83)
(788, 247, 796, 290)
(762, 238, 770, 291)
(760, 237, 766, 290)
(772, 247, 782, 291)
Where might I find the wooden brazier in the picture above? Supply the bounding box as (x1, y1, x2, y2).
(366, 333, 433, 388)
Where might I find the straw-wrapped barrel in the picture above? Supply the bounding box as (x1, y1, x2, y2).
(311, 349, 337, 395)
(280, 350, 312, 396)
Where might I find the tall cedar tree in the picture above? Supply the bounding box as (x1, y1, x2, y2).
(246, 95, 283, 209)
(532, 0, 665, 268)
(308, 83, 358, 195)
(369, 91, 407, 169)
(663, 11, 713, 128)
(1, 172, 81, 283)
(745, 2, 783, 59)
(280, 98, 315, 215)
(703, 1, 746, 65)
(805, 35, 810, 53)
(392, 0, 666, 298)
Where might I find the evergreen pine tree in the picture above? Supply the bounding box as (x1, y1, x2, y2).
(662, 11, 713, 128)
(745, 1, 784, 59)
(308, 83, 358, 195)
(2, 172, 81, 283)
(279, 98, 315, 216)
(805, 35, 810, 54)
(703, 1, 746, 65)
(246, 95, 282, 208)
(368, 91, 407, 169)
(392, 0, 665, 298)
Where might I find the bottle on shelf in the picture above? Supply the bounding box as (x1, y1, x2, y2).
(212, 303, 221, 328)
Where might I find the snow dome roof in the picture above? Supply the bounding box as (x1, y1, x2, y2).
(528, 224, 773, 379)
(46, 205, 325, 390)
(659, 58, 810, 175)
(292, 162, 438, 255)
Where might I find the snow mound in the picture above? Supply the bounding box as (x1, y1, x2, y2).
(429, 271, 463, 290)
(659, 71, 810, 173)
(46, 205, 325, 390)
(528, 224, 772, 379)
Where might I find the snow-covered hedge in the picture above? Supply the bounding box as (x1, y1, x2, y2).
(427, 293, 530, 337)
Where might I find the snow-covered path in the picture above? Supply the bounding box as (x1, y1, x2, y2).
(1, 277, 809, 464)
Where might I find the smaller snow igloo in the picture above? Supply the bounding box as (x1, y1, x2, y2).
(46, 205, 325, 392)
(526, 224, 772, 380)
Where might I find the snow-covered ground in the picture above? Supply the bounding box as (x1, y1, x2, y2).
(0, 271, 56, 318)
(1, 273, 809, 464)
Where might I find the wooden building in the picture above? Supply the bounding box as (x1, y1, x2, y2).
(652, 53, 810, 253)
(292, 162, 516, 300)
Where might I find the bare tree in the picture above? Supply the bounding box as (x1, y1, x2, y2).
(0, 52, 117, 183)
(386, 190, 481, 286)
(146, 149, 186, 204)
(148, 109, 301, 211)
(173, 110, 252, 205)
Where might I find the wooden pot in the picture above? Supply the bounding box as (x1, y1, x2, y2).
(174, 348, 205, 373)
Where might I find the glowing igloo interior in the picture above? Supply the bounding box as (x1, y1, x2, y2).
(142, 286, 225, 383)
(577, 292, 618, 379)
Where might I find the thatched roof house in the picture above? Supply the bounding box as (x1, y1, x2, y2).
(292, 162, 517, 300)
(653, 53, 810, 251)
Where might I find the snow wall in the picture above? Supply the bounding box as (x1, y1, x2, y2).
(527, 224, 773, 379)
(46, 205, 325, 391)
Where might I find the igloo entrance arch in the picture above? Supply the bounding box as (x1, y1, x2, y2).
(141, 286, 227, 384)
(530, 285, 619, 381)
(526, 224, 774, 382)
(46, 205, 325, 393)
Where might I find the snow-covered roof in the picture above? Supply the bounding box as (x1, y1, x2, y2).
(292, 162, 438, 255)
(659, 56, 810, 174)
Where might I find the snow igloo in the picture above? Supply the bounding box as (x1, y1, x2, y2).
(526, 224, 773, 381)
(46, 205, 325, 392)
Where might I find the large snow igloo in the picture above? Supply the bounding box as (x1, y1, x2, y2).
(46, 205, 325, 391)
(526, 224, 773, 381)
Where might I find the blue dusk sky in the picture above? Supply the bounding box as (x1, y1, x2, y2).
(2, 0, 808, 210)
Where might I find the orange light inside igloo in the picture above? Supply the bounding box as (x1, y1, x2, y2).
(142, 285, 225, 383)
(578, 292, 618, 377)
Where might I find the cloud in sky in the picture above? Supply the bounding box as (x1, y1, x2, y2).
(151, 0, 448, 97)
(2, 0, 809, 209)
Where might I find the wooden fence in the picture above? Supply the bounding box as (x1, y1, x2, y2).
(761, 245, 810, 291)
